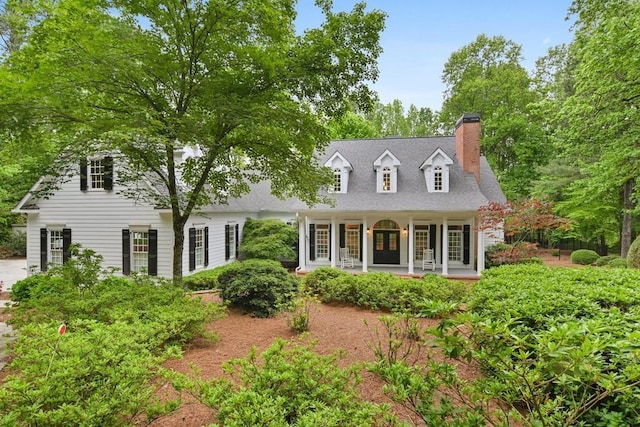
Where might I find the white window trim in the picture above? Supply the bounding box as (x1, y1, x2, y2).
(374, 150, 400, 193)
(49, 230, 64, 267)
(420, 148, 453, 193)
(324, 152, 352, 193)
(88, 157, 106, 191)
(195, 228, 205, 268)
(227, 223, 236, 261)
(131, 230, 149, 273)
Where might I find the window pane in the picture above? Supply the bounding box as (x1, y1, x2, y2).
(375, 233, 383, 250)
(132, 231, 149, 272)
(316, 229, 329, 259)
(448, 230, 462, 262)
(345, 225, 359, 259)
(382, 167, 391, 191)
(333, 169, 341, 192)
(50, 230, 64, 266)
(389, 233, 397, 251)
(195, 229, 204, 267)
(90, 159, 104, 189)
(415, 230, 429, 260)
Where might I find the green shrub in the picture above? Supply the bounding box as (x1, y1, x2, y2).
(183, 263, 235, 291)
(239, 218, 298, 261)
(570, 249, 600, 265)
(301, 266, 351, 294)
(303, 268, 468, 314)
(0, 320, 167, 426)
(609, 257, 628, 268)
(627, 235, 640, 268)
(217, 259, 298, 317)
(595, 254, 620, 266)
(468, 264, 640, 424)
(10, 273, 65, 303)
(0, 231, 27, 257)
(170, 338, 395, 426)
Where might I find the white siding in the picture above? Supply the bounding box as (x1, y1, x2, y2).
(25, 173, 174, 276)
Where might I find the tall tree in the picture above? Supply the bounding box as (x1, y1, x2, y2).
(558, 0, 640, 256)
(440, 34, 548, 200)
(365, 99, 440, 137)
(3, 0, 386, 281)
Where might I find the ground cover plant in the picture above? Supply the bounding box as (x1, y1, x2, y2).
(0, 247, 224, 425)
(462, 264, 640, 425)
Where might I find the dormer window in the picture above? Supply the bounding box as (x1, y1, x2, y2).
(434, 166, 443, 191)
(374, 150, 400, 193)
(382, 167, 392, 191)
(333, 168, 342, 192)
(420, 148, 453, 193)
(324, 152, 352, 193)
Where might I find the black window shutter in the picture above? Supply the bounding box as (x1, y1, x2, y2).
(463, 225, 471, 265)
(204, 227, 209, 266)
(339, 224, 345, 249)
(429, 224, 436, 263)
(189, 228, 196, 271)
(103, 156, 113, 190)
(309, 224, 316, 261)
(224, 225, 230, 260)
(80, 160, 88, 191)
(148, 229, 158, 276)
(62, 228, 72, 263)
(359, 224, 363, 261)
(235, 224, 239, 258)
(122, 229, 130, 275)
(40, 228, 48, 272)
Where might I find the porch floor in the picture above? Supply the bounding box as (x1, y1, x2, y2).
(297, 264, 480, 280)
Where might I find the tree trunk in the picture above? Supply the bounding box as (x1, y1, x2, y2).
(172, 216, 186, 285)
(621, 178, 634, 258)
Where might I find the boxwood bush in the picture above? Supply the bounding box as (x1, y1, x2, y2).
(595, 254, 620, 266)
(627, 235, 640, 268)
(570, 248, 600, 265)
(217, 259, 299, 317)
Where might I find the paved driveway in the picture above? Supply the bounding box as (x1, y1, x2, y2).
(0, 258, 28, 292)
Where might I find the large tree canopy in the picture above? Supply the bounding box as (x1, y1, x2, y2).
(2, 0, 386, 280)
(440, 34, 549, 200)
(556, 0, 640, 256)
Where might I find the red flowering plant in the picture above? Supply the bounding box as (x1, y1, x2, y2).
(477, 198, 570, 266)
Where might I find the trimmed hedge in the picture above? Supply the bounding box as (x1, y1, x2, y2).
(570, 249, 600, 265)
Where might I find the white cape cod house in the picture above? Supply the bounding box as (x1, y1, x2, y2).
(14, 113, 505, 278)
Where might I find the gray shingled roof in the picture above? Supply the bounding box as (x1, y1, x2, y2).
(203, 136, 506, 214)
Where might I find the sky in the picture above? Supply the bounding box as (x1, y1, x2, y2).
(295, 0, 575, 112)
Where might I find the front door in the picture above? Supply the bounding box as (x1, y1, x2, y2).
(373, 230, 400, 264)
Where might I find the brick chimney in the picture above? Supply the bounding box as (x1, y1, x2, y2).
(455, 113, 481, 184)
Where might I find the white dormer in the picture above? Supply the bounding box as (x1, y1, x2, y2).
(373, 149, 401, 193)
(420, 148, 453, 193)
(324, 151, 353, 193)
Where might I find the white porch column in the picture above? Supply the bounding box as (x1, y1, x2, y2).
(331, 216, 337, 268)
(362, 217, 368, 273)
(408, 217, 414, 275)
(298, 215, 306, 271)
(442, 217, 449, 276)
(477, 226, 485, 276)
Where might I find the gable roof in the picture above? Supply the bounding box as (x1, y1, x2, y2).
(203, 136, 506, 215)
